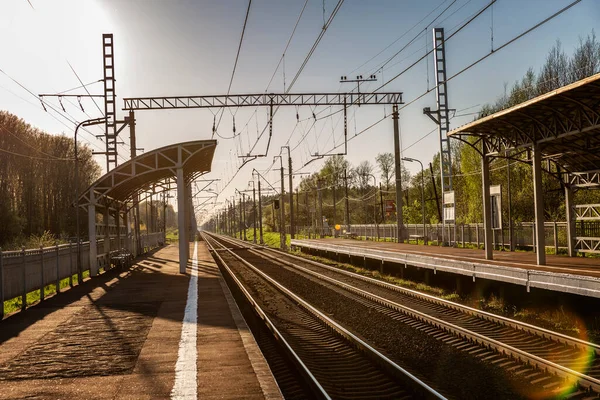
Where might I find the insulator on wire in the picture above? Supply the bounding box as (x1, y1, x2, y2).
(312, 112, 316, 120)
(296, 112, 299, 121)
(232, 115, 236, 134)
(58, 96, 66, 112)
(212, 115, 216, 133)
(77, 96, 85, 112)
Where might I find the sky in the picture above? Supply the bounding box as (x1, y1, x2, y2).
(0, 0, 598, 222)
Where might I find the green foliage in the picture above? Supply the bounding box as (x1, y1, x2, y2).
(0, 111, 101, 248)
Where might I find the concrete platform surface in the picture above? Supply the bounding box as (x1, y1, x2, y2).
(292, 238, 600, 298)
(0, 243, 281, 400)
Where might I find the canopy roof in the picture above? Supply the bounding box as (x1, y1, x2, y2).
(448, 73, 600, 182)
(80, 140, 217, 205)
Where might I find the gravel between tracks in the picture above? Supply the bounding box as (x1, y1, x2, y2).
(236, 247, 542, 399)
(218, 249, 416, 399)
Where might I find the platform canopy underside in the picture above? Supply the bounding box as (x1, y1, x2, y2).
(79, 139, 217, 206)
(449, 73, 600, 187)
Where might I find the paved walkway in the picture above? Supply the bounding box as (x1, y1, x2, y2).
(0, 243, 281, 400)
(307, 238, 600, 277)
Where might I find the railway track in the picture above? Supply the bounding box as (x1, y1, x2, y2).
(203, 233, 445, 400)
(208, 232, 600, 399)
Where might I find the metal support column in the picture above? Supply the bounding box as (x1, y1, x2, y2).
(481, 143, 493, 260)
(344, 170, 350, 234)
(102, 33, 118, 171)
(565, 184, 576, 257)
(88, 189, 98, 276)
(252, 184, 257, 244)
(532, 143, 546, 265)
(258, 179, 264, 244)
(287, 150, 295, 239)
(177, 167, 187, 274)
(280, 164, 286, 250)
(392, 105, 403, 242)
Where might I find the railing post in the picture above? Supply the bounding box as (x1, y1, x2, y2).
(553, 222, 558, 255)
(461, 224, 465, 248)
(40, 246, 45, 302)
(476, 224, 480, 248)
(0, 247, 4, 320)
(21, 247, 26, 312)
(69, 241, 74, 288)
(55, 244, 60, 295)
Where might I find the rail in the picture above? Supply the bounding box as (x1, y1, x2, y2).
(205, 232, 446, 399)
(219, 233, 600, 395)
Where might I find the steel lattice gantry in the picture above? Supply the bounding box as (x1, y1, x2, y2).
(449, 73, 600, 265)
(78, 140, 217, 275)
(122, 92, 403, 110)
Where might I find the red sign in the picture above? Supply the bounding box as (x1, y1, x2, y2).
(385, 200, 396, 213)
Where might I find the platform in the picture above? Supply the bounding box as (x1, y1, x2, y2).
(0, 243, 281, 399)
(291, 238, 600, 298)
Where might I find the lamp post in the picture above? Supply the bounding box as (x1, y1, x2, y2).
(74, 117, 106, 284)
(402, 157, 427, 245)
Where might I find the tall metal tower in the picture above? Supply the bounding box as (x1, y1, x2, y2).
(433, 28, 452, 194)
(424, 28, 454, 243)
(102, 33, 118, 171)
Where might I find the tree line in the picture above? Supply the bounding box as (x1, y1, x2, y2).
(0, 111, 101, 249)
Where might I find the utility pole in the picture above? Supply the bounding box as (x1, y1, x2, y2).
(507, 156, 513, 251)
(392, 104, 403, 243)
(280, 160, 286, 249)
(285, 147, 295, 239)
(317, 179, 323, 238)
(242, 193, 247, 241)
(379, 182, 384, 221)
(333, 182, 337, 236)
(232, 198, 236, 239)
(258, 178, 264, 244)
(239, 195, 243, 240)
(344, 169, 350, 234)
(295, 188, 299, 234)
(252, 181, 257, 244)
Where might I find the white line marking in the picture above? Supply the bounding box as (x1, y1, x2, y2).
(171, 241, 198, 399)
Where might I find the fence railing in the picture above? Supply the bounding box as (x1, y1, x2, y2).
(0, 231, 166, 318)
(293, 222, 571, 252)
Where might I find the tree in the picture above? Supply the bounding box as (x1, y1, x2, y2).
(375, 153, 394, 190)
(568, 30, 600, 82)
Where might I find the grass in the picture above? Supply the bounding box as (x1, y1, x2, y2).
(3, 270, 91, 316)
(165, 229, 179, 243)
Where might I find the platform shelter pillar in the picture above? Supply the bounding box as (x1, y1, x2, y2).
(177, 167, 187, 274)
(565, 185, 576, 257)
(481, 142, 493, 260)
(532, 142, 546, 265)
(88, 189, 98, 276)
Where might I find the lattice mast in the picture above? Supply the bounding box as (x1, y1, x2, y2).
(102, 34, 118, 171)
(433, 28, 453, 194)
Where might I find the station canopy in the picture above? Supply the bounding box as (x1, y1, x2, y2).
(79, 140, 217, 205)
(448, 73, 600, 187)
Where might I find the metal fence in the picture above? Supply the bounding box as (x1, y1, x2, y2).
(0, 231, 165, 317)
(293, 222, 570, 252)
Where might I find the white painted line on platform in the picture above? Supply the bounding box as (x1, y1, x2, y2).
(171, 241, 198, 400)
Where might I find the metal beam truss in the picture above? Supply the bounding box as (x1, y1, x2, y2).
(123, 92, 403, 110)
(103, 34, 118, 171)
(433, 28, 453, 194)
(79, 141, 216, 207)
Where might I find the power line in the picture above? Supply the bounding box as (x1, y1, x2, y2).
(227, 0, 252, 95)
(265, 0, 309, 92)
(67, 60, 104, 116)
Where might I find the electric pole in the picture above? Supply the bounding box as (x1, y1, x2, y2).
(317, 179, 323, 238)
(392, 104, 404, 242)
(284, 146, 295, 239)
(344, 169, 350, 234)
(258, 178, 264, 244)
